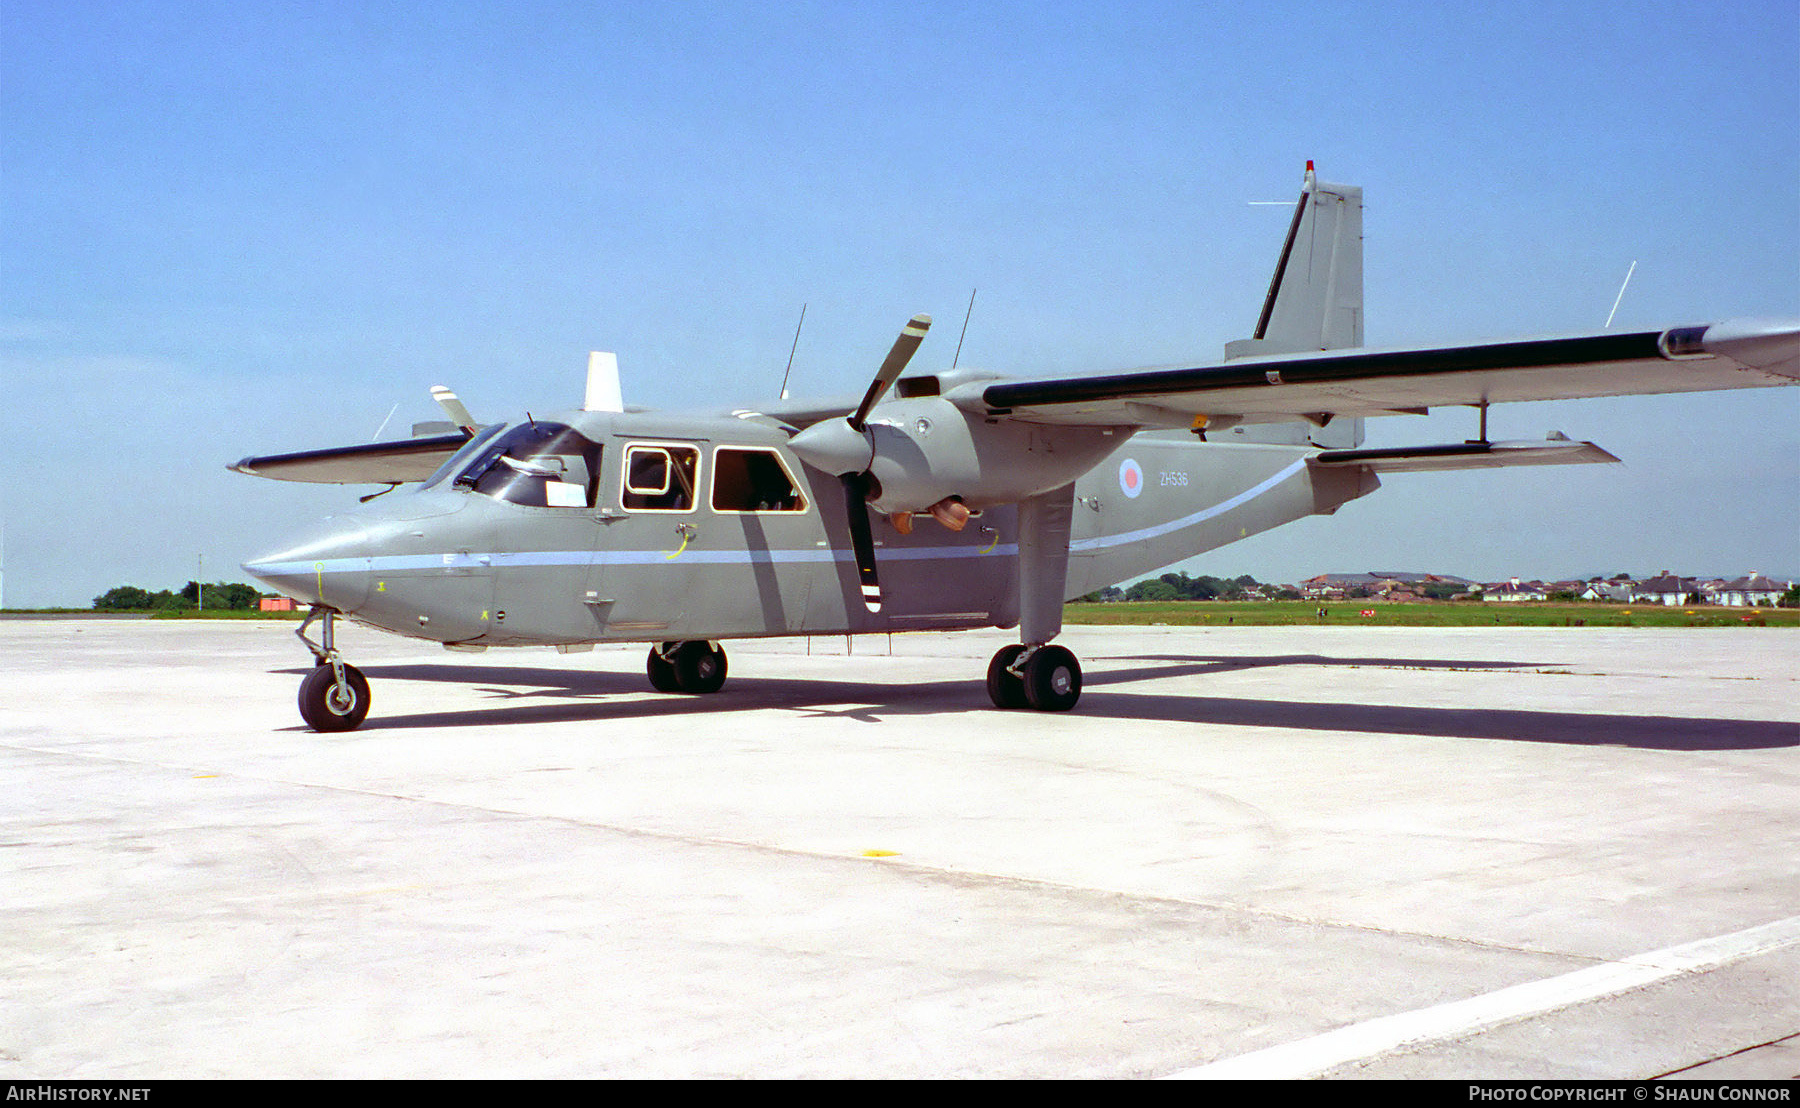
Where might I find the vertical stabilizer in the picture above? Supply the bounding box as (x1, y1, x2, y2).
(1225, 163, 1363, 359)
(584, 351, 624, 412)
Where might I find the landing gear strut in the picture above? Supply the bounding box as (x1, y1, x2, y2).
(647, 640, 729, 695)
(295, 607, 370, 731)
(987, 643, 1082, 712)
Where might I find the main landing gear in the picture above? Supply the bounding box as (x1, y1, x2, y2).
(295, 607, 370, 732)
(986, 643, 1082, 712)
(646, 640, 728, 695)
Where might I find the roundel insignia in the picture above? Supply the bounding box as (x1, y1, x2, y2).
(1118, 458, 1144, 499)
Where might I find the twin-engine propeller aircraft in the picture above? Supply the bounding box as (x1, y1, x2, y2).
(236, 165, 1800, 731)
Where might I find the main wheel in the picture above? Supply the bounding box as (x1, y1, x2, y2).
(298, 663, 371, 732)
(673, 640, 728, 694)
(646, 644, 683, 692)
(1021, 645, 1081, 712)
(986, 644, 1029, 709)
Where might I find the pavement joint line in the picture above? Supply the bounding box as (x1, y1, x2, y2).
(1654, 1032, 1800, 1078)
(1161, 913, 1800, 1080)
(4, 738, 1642, 973)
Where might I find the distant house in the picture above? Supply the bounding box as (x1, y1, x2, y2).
(1631, 572, 1698, 607)
(1581, 580, 1634, 602)
(1300, 573, 1376, 599)
(1715, 573, 1791, 607)
(1482, 579, 1549, 602)
(259, 596, 301, 612)
(1302, 572, 1472, 600)
(1367, 572, 1475, 587)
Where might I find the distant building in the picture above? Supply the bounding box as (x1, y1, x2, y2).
(259, 596, 301, 612)
(1482, 579, 1548, 602)
(1301, 572, 1472, 600)
(1580, 580, 1634, 602)
(1631, 572, 1699, 607)
(1714, 573, 1791, 607)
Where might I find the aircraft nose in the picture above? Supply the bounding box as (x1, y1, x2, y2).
(243, 516, 376, 612)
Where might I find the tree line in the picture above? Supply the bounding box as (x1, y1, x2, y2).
(92, 581, 262, 612)
(1081, 573, 1293, 603)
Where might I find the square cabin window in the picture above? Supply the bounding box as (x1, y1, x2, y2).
(622, 444, 698, 511)
(711, 447, 806, 513)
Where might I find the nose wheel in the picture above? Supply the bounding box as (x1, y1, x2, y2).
(295, 607, 372, 731)
(299, 662, 370, 731)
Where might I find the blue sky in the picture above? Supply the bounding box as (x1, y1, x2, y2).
(3, 0, 1797, 606)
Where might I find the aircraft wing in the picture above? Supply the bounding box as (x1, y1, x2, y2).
(965, 319, 1800, 427)
(230, 432, 470, 484)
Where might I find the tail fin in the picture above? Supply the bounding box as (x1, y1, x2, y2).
(1225, 162, 1363, 359)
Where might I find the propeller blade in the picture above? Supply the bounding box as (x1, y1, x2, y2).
(430, 386, 479, 436)
(842, 474, 882, 612)
(848, 313, 931, 431)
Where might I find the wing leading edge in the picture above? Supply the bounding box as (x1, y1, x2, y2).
(967, 318, 1800, 428)
(231, 432, 471, 484)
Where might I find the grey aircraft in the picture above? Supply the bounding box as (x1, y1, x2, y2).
(235, 165, 1800, 731)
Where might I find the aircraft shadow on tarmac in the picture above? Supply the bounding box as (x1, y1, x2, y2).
(276, 651, 1798, 752)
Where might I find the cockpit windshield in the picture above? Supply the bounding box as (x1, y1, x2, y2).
(442, 421, 602, 507)
(420, 423, 506, 490)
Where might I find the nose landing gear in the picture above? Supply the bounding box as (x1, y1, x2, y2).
(296, 607, 371, 731)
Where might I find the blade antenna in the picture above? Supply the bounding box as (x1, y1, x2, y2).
(371, 402, 399, 442)
(780, 303, 806, 400)
(1604, 261, 1637, 329)
(952, 288, 977, 369)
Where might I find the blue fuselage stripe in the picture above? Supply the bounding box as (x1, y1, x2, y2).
(247, 544, 1023, 577)
(247, 460, 1308, 579)
(1069, 458, 1308, 552)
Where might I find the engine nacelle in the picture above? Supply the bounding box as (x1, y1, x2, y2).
(789, 397, 1124, 514)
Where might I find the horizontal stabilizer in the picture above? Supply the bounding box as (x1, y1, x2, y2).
(231, 432, 470, 484)
(1310, 434, 1620, 473)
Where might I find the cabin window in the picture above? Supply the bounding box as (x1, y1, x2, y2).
(622, 444, 699, 511)
(452, 421, 602, 508)
(711, 447, 807, 513)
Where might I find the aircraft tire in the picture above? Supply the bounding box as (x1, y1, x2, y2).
(1021, 646, 1081, 712)
(673, 640, 728, 694)
(986, 645, 1029, 709)
(298, 663, 371, 732)
(646, 645, 683, 693)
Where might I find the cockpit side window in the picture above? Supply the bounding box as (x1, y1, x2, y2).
(453, 421, 602, 508)
(711, 447, 807, 513)
(621, 444, 699, 512)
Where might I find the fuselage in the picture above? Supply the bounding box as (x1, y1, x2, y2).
(244, 408, 1379, 647)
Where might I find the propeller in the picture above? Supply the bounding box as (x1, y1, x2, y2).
(851, 313, 932, 432)
(831, 313, 931, 612)
(430, 386, 479, 437)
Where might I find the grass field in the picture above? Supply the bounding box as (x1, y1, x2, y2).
(1063, 599, 1800, 628)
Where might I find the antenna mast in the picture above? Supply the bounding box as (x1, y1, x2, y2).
(780, 304, 806, 399)
(952, 288, 977, 368)
(1604, 261, 1637, 329)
